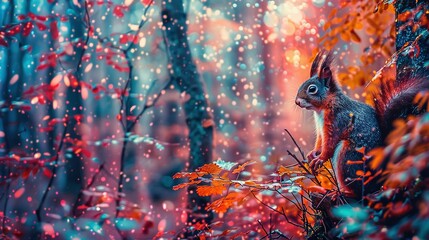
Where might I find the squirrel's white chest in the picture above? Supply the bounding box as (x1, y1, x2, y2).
(313, 111, 324, 138)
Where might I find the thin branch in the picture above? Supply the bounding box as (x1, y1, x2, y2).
(284, 129, 305, 160)
(2, 169, 10, 233)
(275, 189, 303, 211)
(284, 129, 321, 185)
(251, 191, 303, 229)
(36, 124, 68, 223)
(322, 164, 341, 192)
(258, 219, 269, 237)
(115, 3, 158, 217)
(126, 0, 154, 52)
(127, 79, 171, 132)
(287, 150, 321, 186)
(75, 0, 91, 73)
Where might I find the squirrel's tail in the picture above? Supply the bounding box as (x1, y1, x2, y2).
(374, 74, 429, 139)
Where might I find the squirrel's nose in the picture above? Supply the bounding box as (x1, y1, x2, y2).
(295, 98, 302, 107)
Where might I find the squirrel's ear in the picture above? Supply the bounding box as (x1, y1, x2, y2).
(318, 52, 338, 90)
(310, 51, 324, 77)
(320, 65, 332, 80)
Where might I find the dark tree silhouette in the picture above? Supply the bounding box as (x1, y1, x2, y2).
(162, 0, 214, 228)
(60, 1, 86, 212)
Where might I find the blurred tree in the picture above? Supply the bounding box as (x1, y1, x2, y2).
(56, 0, 85, 215)
(162, 0, 214, 229)
(0, 1, 22, 235)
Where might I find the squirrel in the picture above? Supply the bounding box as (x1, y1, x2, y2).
(295, 50, 429, 198)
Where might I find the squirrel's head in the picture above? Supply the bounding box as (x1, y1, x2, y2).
(295, 50, 341, 111)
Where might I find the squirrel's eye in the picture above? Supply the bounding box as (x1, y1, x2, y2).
(307, 84, 318, 95)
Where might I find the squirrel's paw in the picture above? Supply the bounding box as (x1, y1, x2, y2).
(327, 189, 355, 202)
(326, 190, 340, 202)
(309, 156, 325, 171)
(306, 150, 321, 161)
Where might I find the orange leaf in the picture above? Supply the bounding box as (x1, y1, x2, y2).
(172, 180, 202, 190)
(355, 170, 365, 176)
(350, 30, 361, 42)
(172, 172, 199, 180)
(206, 192, 240, 213)
(307, 185, 327, 194)
(193, 222, 208, 231)
(232, 161, 254, 174)
(196, 185, 226, 196)
(202, 119, 215, 128)
(198, 163, 222, 175)
(276, 165, 291, 176)
(369, 148, 385, 170)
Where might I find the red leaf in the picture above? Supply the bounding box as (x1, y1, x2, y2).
(77, 204, 89, 210)
(22, 169, 31, 180)
(119, 34, 128, 44)
(36, 64, 50, 70)
(74, 114, 83, 123)
(142, 221, 154, 234)
(35, 22, 47, 31)
(141, 0, 153, 5)
(113, 6, 124, 18)
(50, 21, 59, 40)
(89, 26, 94, 37)
(20, 105, 32, 111)
(28, 12, 36, 20)
(81, 149, 92, 158)
(38, 95, 46, 104)
(14, 188, 25, 198)
(0, 37, 8, 47)
(6, 25, 21, 35)
(17, 14, 27, 20)
(43, 168, 53, 178)
(23, 21, 33, 36)
(34, 14, 49, 22)
(68, 74, 79, 88)
(92, 86, 105, 93)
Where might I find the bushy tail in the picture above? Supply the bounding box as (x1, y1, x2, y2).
(373, 76, 429, 139)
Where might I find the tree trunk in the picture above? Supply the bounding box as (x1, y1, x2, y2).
(161, 0, 214, 228)
(0, 1, 22, 234)
(61, 2, 85, 212)
(395, 0, 429, 81)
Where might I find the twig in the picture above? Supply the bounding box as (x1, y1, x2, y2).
(284, 129, 321, 185)
(114, 0, 167, 225)
(68, 0, 92, 216)
(287, 150, 321, 186)
(275, 189, 303, 211)
(72, 162, 104, 217)
(36, 124, 68, 223)
(2, 169, 10, 233)
(115, 79, 170, 220)
(322, 164, 341, 193)
(251, 191, 303, 229)
(284, 129, 305, 160)
(269, 213, 273, 239)
(258, 219, 269, 237)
